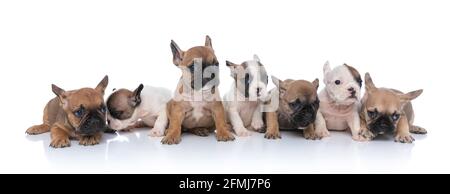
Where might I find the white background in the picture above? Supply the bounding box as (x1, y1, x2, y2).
(0, 0, 449, 173)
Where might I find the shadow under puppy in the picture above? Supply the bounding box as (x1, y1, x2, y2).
(264, 76, 320, 139)
(359, 73, 426, 143)
(315, 62, 365, 140)
(223, 55, 269, 137)
(162, 35, 235, 144)
(26, 76, 109, 148)
(106, 84, 171, 137)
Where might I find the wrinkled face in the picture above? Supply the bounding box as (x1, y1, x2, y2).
(170, 36, 220, 91)
(52, 76, 109, 135)
(226, 56, 269, 100)
(364, 90, 403, 135)
(278, 80, 320, 128)
(323, 64, 362, 105)
(106, 85, 143, 130)
(62, 89, 107, 135)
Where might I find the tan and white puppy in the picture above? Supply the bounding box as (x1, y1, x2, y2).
(264, 76, 320, 139)
(359, 73, 426, 143)
(26, 76, 109, 148)
(223, 55, 269, 136)
(314, 62, 364, 140)
(106, 84, 171, 137)
(161, 35, 235, 144)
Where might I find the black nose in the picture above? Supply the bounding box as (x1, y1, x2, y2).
(107, 119, 110, 124)
(348, 87, 354, 91)
(256, 88, 261, 95)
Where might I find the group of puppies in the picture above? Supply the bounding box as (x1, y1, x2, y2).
(26, 36, 426, 148)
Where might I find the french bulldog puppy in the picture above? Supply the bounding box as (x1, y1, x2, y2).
(106, 84, 171, 137)
(314, 62, 364, 140)
(359, 73, 426, 143)
(223, 55, 269, 137)
(264, 76, 320, 139)
(26, 76, 109, 148)
(162, 35, 235, 144)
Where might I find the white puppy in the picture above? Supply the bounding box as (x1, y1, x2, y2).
(314, 62, 364, 140)
(106, 84, 171, 137)
(223, 55, 269, 136)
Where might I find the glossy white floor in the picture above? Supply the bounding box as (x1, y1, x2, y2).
(2, 126, 447, 174)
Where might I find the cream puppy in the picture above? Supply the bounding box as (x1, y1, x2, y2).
(223, 55, 269, 136)
(314, 61, 365, 140)
(106, 84, 171, 137)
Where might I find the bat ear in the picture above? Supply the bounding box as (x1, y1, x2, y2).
(312, 78, 319, 90)
(129, 84, 144, 107)
(364, 72, 377, 93)
(95, 75, 109, 95)
(170, 40, 184, 66)
(52, 84, 68, 105)
(205, 35, 213, 49)
(271, 75, 287, 96)
(253, 54, 261, 62)
(399, 89, 423, 104)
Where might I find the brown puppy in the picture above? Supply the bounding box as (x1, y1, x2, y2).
(26, 76, 109, 148)
(359, 73, 426, 143)
(265, 76, 320, 139)
(162, 36, 235, 144)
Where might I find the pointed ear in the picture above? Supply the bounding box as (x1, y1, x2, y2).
(205, 35, 213, 49)
(52, 84, 67, 104)
(312, 78, 319, 90)
(170, 40, 183, 66)
(253, 54, 260, 62)
(399, 89, 423, 103)
(271, 75, 287, 95)
(323, 61, 331, 75)
(225, 60, 240, 70)
(129, 84, 144, 107)
(95, 75, 109, 95)
(364, 72, 377, 93)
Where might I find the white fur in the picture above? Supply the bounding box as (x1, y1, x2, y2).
(107, 85, 171, 137)
(315, 62, 363, 140)
(223, 55, 268, 137)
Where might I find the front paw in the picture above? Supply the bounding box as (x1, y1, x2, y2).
(315, 128, 330, 139)
(216, 129, 235, 141)
(250, 119, 265, 132)
(264, 130, 281, 139)
(410, 125, 427, 134)
(304, 129, 318, 140)
(79, 135, 101, 146)
(352, 135, 369, 142)
(149, 128, 164, 137)
(161, 132, 181, 145)
(359, 128, 376, 140)
(235, 127, 252, 137)
(395, 133, 415, 143)
(50, 138, 71, 148)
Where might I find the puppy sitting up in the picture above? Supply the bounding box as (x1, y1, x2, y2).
(223, 55, 269, 136)
(314, 62, 364, 140)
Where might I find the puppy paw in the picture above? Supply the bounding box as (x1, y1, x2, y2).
(50, 138, 71, 148)
(359, 129, 376, 140)
(410, 125, 427, 134)
(26, 124, 50, 135)
(304, 130, 318, 140)
(188, 128, 211, 137)
(235, 127, 252, 137)
(148, 128, 165, 137)
(264, 131, 281, 139)
(161, 133, 181, 145)
(250, 119, 265, 132)
(395, 133, 415, 143)
(315, 129, 330, 139)
(216, 129, 235, 141)
(352, 135, 369, 142)
(79, 135, 101, 146)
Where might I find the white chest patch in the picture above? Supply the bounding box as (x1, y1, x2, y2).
(190, 101, 206, 122)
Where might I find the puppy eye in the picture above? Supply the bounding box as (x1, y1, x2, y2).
(367, 109, 378, 119)
(74, 107, 84, 118)
(289, 99, 302, 109)
(100, 105, 107, 114)
(392, 113, 400, 121)
(188, 64, 195, 72)
(335, 80, 341, 85)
